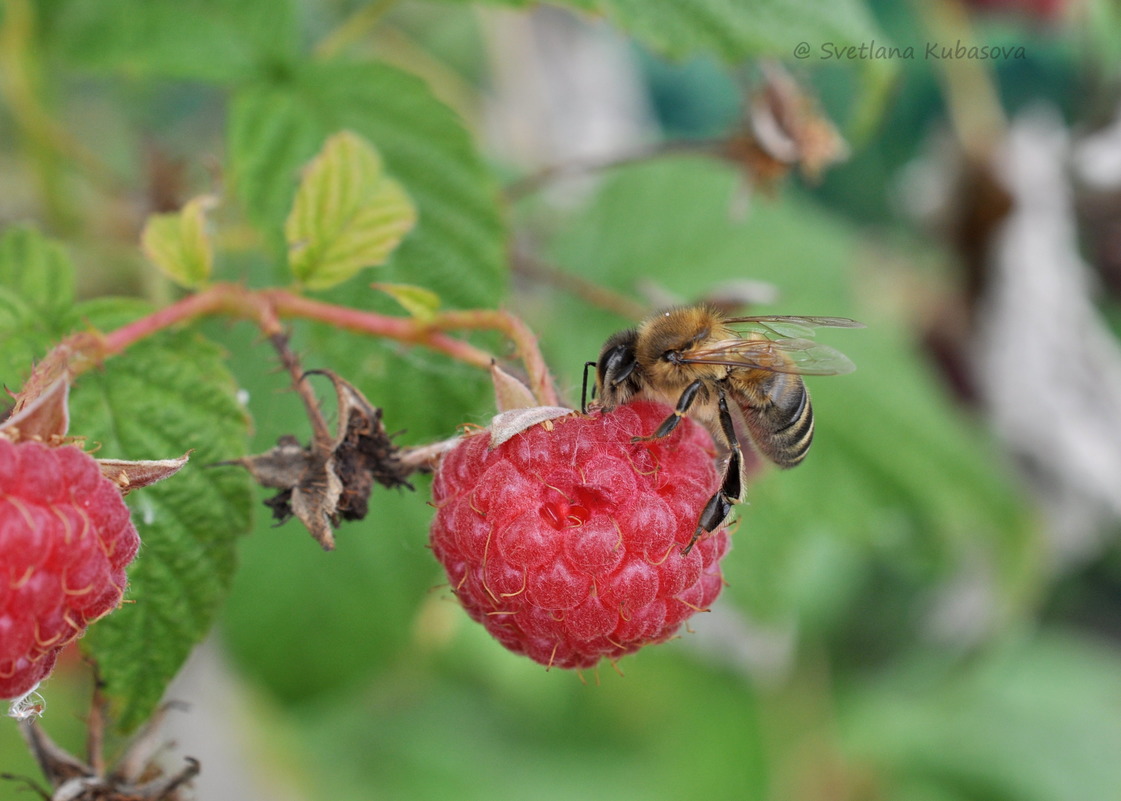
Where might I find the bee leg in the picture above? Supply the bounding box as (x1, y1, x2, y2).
(632, 379, 705, 443)
(683, 387, 743, 554)
(684, 457, 739, 554)
(580, 361, 597, 414)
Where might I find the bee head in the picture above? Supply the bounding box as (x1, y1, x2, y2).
(583, 328, 639, 413)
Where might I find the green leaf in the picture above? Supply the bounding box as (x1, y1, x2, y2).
(737, 327, 1039, 626)
(229, 61, 506, 308)
(286, 131, 417, 291)
(68, 304, 252, 731)
(593, 0, 884, 62)
(43, 0, 298, 83)
(0, 286, 42, 392)
(0, 226, 79, 387)
(140, 195, 217, 289)
(0, 224, 75, 320)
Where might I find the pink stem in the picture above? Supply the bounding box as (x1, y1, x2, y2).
(19, 283, 559, 407)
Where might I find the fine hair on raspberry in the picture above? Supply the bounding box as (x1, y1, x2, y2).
(429, 401, 731, 670)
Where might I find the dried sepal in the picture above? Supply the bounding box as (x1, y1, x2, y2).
(228, 435, 308, 491)
(284, 456, 344, 550)
(722, 63, 848, 190)
(221, 371, 413, 550)
(324, 371, 413, 516)
(97, 454, 190, 493)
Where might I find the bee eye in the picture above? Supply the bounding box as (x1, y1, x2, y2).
(602, 345, 636, 385)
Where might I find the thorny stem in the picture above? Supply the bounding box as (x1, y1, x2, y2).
(269, 333, 335, 448)
(18, 282, 559, 408)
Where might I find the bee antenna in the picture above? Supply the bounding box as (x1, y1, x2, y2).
(581, 361, 597, 414)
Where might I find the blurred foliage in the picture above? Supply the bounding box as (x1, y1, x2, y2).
(2, 0, 1121, 799)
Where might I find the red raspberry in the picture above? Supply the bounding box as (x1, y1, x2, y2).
(0, 439, 140, 700)
(429, 401, 731, 669)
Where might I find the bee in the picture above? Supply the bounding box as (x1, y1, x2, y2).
(583, 306, 863, 554)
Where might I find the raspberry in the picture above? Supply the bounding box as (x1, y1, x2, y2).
(0, 439, 140, 700)
(429, 401, 731, 669)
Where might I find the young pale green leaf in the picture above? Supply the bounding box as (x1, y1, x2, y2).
(67, 308, 252, 732)
(371, 282, 441, 321)
(286, 131, 418, 291)
(229, 61, 506, 308)
(140, 195, 217, 289)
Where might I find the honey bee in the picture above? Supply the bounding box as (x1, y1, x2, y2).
(583, 306, 863, 554)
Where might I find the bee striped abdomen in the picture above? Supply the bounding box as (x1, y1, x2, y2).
(740, 371, 814, 468)
(770, 389, 814, 467)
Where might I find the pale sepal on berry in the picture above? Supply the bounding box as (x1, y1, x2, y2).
(489, 361, 538, 412)
(486, 360, 575, 446)
(1, 376, 70, 444)
(2, 375, 191, 489)
(488, 407, 576, 448)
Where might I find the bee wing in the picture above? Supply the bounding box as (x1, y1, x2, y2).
(681, 337, 858, 375)
(722, 315, 865, 339)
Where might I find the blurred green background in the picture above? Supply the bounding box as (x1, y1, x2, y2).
(4, 0, 1121, 799)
